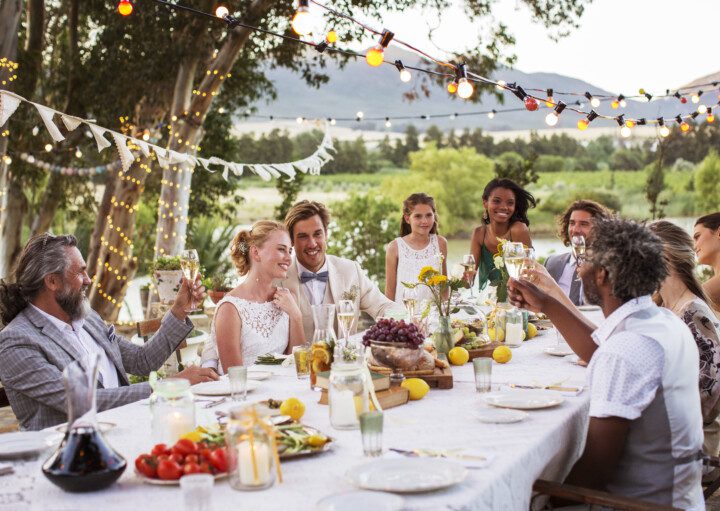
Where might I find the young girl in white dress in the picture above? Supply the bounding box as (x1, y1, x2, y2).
(201, 220, 306, 372)
(385, 193, 448, 304)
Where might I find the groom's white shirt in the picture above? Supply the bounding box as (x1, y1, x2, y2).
(296, 259, 328, 306)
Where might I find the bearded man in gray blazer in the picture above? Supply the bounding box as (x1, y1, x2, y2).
(544, 200, 612, 306)
(283, 201, 403, 341)
(0, 233, 218, 430)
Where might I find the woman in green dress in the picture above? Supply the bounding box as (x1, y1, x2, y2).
(469, 178, 535, 298)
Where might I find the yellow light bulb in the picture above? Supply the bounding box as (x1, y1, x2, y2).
(447, 81, 458, 94)
(457, 78, 474, 99)
(680, 121, 690, 133)
(577, 119, 589, 131)
(707, 114, 716, 123)
(291, 7, 314, 36)
(45, 143, 53, 152)
(365, 46, 384, 67)
(117, 0, 133, 16)
(611, 100, 619, 109)
(326, 30, 338, 44)
(625, 120, 635, 128)
(545, 97, 554, 108)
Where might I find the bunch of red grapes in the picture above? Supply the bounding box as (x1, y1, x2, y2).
(362, 318, 424, 347)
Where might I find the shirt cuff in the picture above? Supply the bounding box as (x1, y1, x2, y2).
(589, 400, 642, 420)
(162, 310, 194, 332)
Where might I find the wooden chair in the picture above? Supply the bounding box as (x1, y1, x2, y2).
(702, 455, 720, 499)
(135, 318, 188, 370)
(532, 479, 681, 510)
(0, 386, 8, 408)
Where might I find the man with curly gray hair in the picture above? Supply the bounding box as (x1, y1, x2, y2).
(509, 218, 703, 509)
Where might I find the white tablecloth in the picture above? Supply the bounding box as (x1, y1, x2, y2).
(2, 318, 603, 511)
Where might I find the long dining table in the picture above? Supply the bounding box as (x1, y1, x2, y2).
(1, 310, 604, 511)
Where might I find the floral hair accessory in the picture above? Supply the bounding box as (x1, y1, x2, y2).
(237, 241, 249, 255)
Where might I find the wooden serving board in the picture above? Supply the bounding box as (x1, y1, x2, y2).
(318, 387, 409, 410)
(416, 365, 453, 389)
(467, 342, 501, 361)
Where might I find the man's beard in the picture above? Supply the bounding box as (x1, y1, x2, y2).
(56, 285, 90, 321)
(581, 273, 603, 307)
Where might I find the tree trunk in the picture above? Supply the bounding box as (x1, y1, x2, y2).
(87, 169, 116, 279)
(154, 0, 275, 257)
(30, 172, 65, 235)
(0, 177, 27, 277)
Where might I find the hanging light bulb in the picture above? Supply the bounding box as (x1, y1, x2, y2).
(620, 125, 632, 138)
(544, 101, 566, 127)
(577, 110, 599, 131)
(676, 115, 690, 133)
(142, 129, 150, 141)
(291, 0, 314, 36)
(117, 0, 133, 16)
(691, 91, 702, 104)
(544, 88, 554, 108)
(218, 107, 225, 114)
(44, 143, 53, 152)
(616, 115, 631, 137)
(325, 30, 338, 44)
(496, 80, 506, 91)
(356, 111, 364, 120)
(75, 149, 83, 158)
(32, 126, 39, 136)
(638, 88, 646, 95)
(3, 156, 11, 165)
(214, 5, 229, 18)
(488, 110, 496, 120)
(446, 81, 458, 94)
(365, 30, 393, 67)
(384, 118, 392, 128)
(296, 117, 303, 124)
(456, 64, 474, 100)
(625, 120, 636, 129)
(707, 108, 715, 123)
(513, 85, 537, 110)
(697, 104, 708, 114)
(585, 92, 600, 108)
(395, 60, 411, 83)
(657, 117, 671, 138)
(681, 96, 688, 104)
(329, 118, 336, 126)
(618, 95, 627, 108)
(611, 100, 619, 109)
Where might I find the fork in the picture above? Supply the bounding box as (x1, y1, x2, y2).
(202, 397, 228, 408)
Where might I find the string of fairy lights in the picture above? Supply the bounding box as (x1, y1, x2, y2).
(115, 0, 719, 139)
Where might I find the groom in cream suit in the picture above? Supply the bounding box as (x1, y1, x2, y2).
(284, 201, 402, 340)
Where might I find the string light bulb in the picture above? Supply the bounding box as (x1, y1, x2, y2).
(295, 117, 303, 124)
(625, 120, 636, 129)
(577, 110, 598, 131)
(356, 111, 364, 120)
(117, 0, 133, 16)
(395, 60, 411, 83)
(291, 0, 314, 36)
(544, 101, 566, 127)
(325, 31, 338, 44)
(691, 91, 702, 104)
(44, 143, 52, 152)
(707, 108, 715, 123)
(365, 30, 394, 67)
(214, 5, 229, 18)
(616, 116, 631, 138)
(697, 104, 708, 114)
(488, 110, 496, 119)
(513, 85, 537, 110)
(611, 100, 619, 109)
(618, 95, 627, 108)
(545, 88, 554, 108)
(75, 149, 83, 158)
(447, 81, 458, 94)
(584, 92, 600, 108)
(384, 118, 392, 128)
(456, 64, 474, 100)
(496, 80, 506, 91)
(657, 117, 670, 138)
(677, 115, 690, 133)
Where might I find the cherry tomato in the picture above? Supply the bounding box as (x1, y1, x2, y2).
(198, 461, 212, 474)
(199, 448, 212, 460)
(185, 454, 199, 465)
(208, 448, 227, 473)
(151, 443, 170, 456)
(168, 453, 184, 465)
(172, 439, 199, 456)
(183, 462, 201, 475)
(134, 454, 157, 478)
(157, 459, 183, 480)
(156, 454, 169, 463)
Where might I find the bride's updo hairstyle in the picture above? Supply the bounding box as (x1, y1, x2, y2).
(230, 220, 288, 276)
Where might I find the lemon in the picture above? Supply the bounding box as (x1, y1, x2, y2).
(279, 397, 306, 421)
(306, 434, 328, 447)
(448, 346, 470, 366)
(492, 346, 512, 364)
(527, 323, 538, 339)
(488, 327, 505, 343)
(401, 378, 430, 400)
(181, 430, 204, 443)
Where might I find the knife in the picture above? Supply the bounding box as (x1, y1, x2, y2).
(390, 448, 485, 461)
(509, 384, 580, 392)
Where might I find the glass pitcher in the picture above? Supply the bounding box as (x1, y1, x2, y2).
(42, 354, 127, 492)
(309, 304, 337, 389)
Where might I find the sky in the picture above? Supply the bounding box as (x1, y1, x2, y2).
(345, 0, 720, 95)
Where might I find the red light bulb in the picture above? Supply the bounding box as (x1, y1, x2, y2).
(524, 97, 538, 111)
(117, 0, 133, 16)
(680, 96, 687, 104)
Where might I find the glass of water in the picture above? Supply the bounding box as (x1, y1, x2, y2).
(228, 366, 247, 402)
(473, 358, 492, 393)
(180, 473, 214, 511)
(359, 411, 383, 457)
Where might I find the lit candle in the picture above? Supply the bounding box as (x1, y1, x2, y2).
(237, 441, 271, 486)
(330, 389, 359, 429)
(505, 322, 524, 347)
(166, 411, 194, 444)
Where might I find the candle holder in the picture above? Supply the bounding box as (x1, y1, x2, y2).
(328, 362, 368, 430)
(150, 378, 195, 445)
(226, 406, 282, 491)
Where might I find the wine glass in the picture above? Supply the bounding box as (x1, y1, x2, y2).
(180, 249, 200, 311)
(402, 286, 417, 320)
(461, 254, 477, 298)
(336, 299, 357, 362)
(520, 248, 536, 281)
(502, 242, 525, 280)
(571, 235, 586, 262)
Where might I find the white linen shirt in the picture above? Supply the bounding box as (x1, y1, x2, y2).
(30, 304, 119, 388)
(297, 259, 329, 306)
(587, 296, 665, 419)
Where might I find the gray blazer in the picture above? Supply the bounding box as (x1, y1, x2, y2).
(0, 306, 192, 430)
(544, 252, 582, 306)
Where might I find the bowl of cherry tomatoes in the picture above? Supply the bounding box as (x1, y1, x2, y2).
(135, 438, 228, 485)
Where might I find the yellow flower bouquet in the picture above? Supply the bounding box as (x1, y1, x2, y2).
(412, 261, 469, 318)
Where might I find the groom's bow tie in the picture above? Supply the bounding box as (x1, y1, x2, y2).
(300, 271, 329, 284)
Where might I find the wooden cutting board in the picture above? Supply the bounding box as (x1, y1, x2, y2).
(416, 365, 453, 389)
(318, 387, 409, 410)
(467, 342, 501, 361)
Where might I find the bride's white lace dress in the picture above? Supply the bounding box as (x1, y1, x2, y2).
(200, 295, 289, 373)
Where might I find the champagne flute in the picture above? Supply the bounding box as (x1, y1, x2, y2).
(502, 242, 525, 280)
(520, 248, 536, 281)
(571, 235, 586, 262)
(461, 254, 477, 298)
(336, 299, 356, 361)
(180, 249, 200, 311)
(402, 286, 417, 320)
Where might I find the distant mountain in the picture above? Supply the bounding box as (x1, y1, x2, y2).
(248, 47, 714, 133)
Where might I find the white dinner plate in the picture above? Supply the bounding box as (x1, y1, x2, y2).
(544, 346, 575, 357)
(316, 491, 404, 511)
(247, 370, 272, 381)
(191, 379, 261, 396)
(346, 458, 467, 493)
(475, 407, 529, 424)
(484, 390, 564, 410)
(0, 431, 58, 458)
(577, 304, 601, 312)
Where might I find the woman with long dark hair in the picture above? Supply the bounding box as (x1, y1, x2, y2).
(470, 178, 535, 295)
(650, 220, 720, 456)
(694, 212, 720, 313)
(385, 192, 447, 303)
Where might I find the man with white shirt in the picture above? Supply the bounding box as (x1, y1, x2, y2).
(544, 200, 612, 305)
(509, 218, 704, 509)
(283, 201, 401, 341)
(0, 233, 217, 430)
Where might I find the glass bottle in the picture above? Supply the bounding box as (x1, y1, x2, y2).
(42, 355, 127, 492)
(309, 304, 337, 389)
(150, 378, 196, 445)
(328, 362, 368, 430)
(226, 406, 276, 491)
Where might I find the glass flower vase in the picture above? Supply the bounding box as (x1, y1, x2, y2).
(433, 316, 454, 357)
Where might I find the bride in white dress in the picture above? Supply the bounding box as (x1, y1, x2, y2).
(201, 220, 306, 372)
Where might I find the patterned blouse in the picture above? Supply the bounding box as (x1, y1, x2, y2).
(680, 298, 720, 424)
